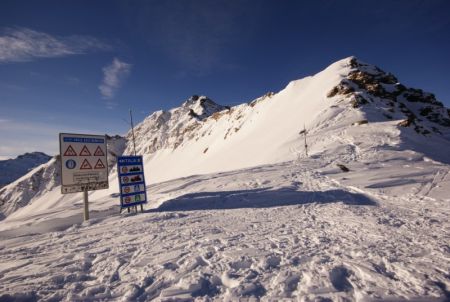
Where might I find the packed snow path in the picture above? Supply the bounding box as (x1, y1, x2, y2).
(1, 160, 449, 301)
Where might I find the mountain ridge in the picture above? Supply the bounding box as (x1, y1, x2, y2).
(0, 151, 52, 188)
(1, 56, 449, 219)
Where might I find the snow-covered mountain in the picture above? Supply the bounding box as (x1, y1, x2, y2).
(122, 56, 450, 184)
(1, 57, 449, 301)
(0, 152, 51, 188)
(126, 95, 227, 156)
(2, 56, 450, 219)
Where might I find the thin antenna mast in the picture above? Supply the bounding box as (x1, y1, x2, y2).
(130, 109, 137, 156)
(303, 124, 308, 157)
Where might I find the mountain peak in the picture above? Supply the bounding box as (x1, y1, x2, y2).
(326, 57, 450, 136)
(124, 95, 227, 155)
(181, 95, 225, 120)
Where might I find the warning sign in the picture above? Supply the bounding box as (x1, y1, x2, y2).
(94, 146, 105, 156)
(80, 145, 91, 156)
(94, 159, 105, 169)
(80, 159, 92, 170)
(64, 145, 77, 156)
(60, 133, 109, 194)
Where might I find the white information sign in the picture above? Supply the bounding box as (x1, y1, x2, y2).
(59, 133, 109, 194)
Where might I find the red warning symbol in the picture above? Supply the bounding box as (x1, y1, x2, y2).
(94, 159, 105, 169)
(64, 145, 77, 156)
(80, 159, 92, 170)
(94, 146, 105, 156)
(79, 145, 91, 156)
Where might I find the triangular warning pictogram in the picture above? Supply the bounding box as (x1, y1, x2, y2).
(79, 145, 91, 156)
(80, 159, 92, 170)
(94, 159, 106, 169)
(64, 145, 77, 156)
(94, 146, 105, 156)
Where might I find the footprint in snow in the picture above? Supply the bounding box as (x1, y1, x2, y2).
(329, 266, 353, 292)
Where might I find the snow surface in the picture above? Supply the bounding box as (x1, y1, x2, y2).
(1, 159, 449, 301)
(0, 57, 449, 301)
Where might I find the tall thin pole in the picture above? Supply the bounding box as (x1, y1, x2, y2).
(130, 109, 137, 156)
(83, 188, 89, 221)
(130, 109, 144, 213)
(303, 124, 308, 157)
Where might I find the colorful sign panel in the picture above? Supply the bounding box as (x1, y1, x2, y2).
(117, 156, 147, 208)
(59, 133, 109, 194)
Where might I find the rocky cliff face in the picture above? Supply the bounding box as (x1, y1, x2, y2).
(327, 57, 450, 136)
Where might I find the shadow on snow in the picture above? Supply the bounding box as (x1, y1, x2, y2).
(153, 187, 377, 212)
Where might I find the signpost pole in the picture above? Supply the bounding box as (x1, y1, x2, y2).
(130, 109, 137, 156)
(83, 188, 89, 221)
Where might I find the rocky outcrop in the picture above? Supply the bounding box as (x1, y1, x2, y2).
(125, 96, 227, 155)
(327, 57, 450, 135)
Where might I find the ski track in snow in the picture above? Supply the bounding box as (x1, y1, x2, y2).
(1, 160, 449, 301)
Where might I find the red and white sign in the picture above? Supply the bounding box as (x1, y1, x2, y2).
(80, 159, 92, 170)
(94, 146, 105, 156)
(64, 145, 77, 156)
(94, 159, 105, 169)
(79, 145, 92, 156)
(60, 133, 109, 194)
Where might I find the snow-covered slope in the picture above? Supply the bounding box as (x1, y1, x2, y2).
(0, 57, 449, 301)
(127, 57, 449, 183)
(1, 159, 449, 301)
(0, 152, 51, 188)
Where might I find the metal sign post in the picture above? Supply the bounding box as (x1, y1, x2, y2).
(83, 188, 89, 221)
(59, 133, 109, 221)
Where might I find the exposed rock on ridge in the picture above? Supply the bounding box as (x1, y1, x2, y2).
(125, 95, 226, 155)
(327, 57, 450, 135)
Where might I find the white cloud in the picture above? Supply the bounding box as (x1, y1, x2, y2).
(98, 58, 131, 100)
(0, 27, 111, 63)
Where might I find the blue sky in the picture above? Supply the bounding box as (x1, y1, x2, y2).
(0, 0, 449, 159)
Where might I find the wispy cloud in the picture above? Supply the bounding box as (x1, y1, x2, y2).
(98, 58, 131, 102)
(0, 27, 111, 63)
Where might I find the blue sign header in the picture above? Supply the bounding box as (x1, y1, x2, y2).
(118, 156, 142, 165)
(63, 137, 105, 144)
